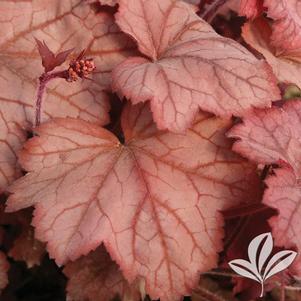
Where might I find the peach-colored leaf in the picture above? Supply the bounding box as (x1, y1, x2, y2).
(0, 0, 135, 193)
(240, 0, 263, 19)
(228, 100, 301, 176)
(265, 0, 301, 57)
(64, 245, 141, 301)
(7, 102, 260, 300)
(0, 251, 9, 292)
(112, 0, 280, 132)
(249, 143, 301, 278)
(263, 167, 301, 258)
(242, 18, 301, 89)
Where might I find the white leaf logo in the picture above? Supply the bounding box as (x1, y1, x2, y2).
(228, 232, 297, 297)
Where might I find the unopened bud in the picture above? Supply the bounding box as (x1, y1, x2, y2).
(66, 56, 96, 82)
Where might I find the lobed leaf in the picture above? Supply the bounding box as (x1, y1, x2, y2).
(265, 0, 301, 57)
(0, 0, 136, 193)
(263, 167, 301, 261)
(112, 0, 280, 132)
(242, 17, 301, 89)
(229, 99, 301, 277)
(7, 103, 260, 301)
(228, 100, 301, 176)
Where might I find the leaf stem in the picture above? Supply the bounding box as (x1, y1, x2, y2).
(35, 75, 47, 127)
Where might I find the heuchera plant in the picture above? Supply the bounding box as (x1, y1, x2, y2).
(1, 0, 301, 300)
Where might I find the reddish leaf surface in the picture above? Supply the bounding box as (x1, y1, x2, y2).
(112, 0, 279, 132)
(223, 209, 273, 263)
(239, 0, 263, 19)
(35, 39, 73, 73)
(7, 102, 260, 300)
(265, 0, 301, 57)
(64, 245, 141, 301)
(242, 18, 301, 89)
(228, 100, 301, 175)
(0, 206, 45, 268)
(9, 227, 45, 269)
(9, 220, 45, 268)
(228, 99, 301, 277)
(0, 251, 9, 292)
(263, 167, 301, 274)
(0, 0, 135, 193)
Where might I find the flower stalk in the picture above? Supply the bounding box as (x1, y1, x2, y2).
(35, 71, 67, 127)
(34, 50, 95, 127)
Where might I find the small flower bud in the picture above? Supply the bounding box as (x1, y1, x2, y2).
(66, 55, 96, 82)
